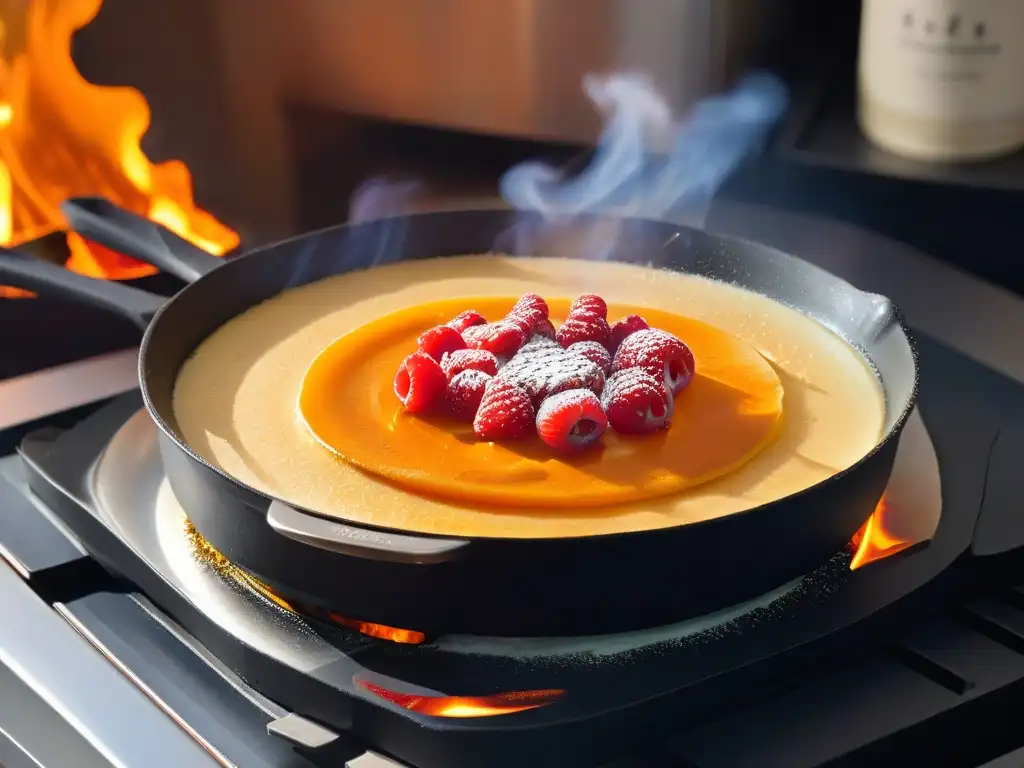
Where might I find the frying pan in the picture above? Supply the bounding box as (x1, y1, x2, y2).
(0, 196, 918, 637)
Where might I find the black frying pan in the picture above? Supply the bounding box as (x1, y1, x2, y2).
(0, 196, 918, 637)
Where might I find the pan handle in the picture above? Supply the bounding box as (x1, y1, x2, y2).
(0, 247, 164, 330)
(60, 196, 227, 284)
(266, 501, 469, 564)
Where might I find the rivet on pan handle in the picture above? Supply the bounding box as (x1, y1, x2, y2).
(266, 501, 469, 564)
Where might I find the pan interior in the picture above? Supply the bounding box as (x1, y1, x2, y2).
(170, 255, 886, 539)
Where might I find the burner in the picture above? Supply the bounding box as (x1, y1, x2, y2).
(89, 400, 942, 662)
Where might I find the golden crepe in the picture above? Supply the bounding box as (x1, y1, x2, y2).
(172, 255, 885, 539)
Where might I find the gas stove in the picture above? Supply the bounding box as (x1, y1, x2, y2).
(3, 203, 1024, 768)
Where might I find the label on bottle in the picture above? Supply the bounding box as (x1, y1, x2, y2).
(860, 0, 1024, 120)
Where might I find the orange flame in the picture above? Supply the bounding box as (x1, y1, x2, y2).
(236, 564, 425, 644)
(327, 613, 426, 645)
(850, 495, 914, 570)
(0, 0, 238, 296)
(357, 680, 565, 718)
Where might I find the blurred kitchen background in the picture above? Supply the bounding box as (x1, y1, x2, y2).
(4, 0, 1024, 377)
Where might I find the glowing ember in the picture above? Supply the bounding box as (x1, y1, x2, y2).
(850, 495, 915, 570)
(0, 0, 238, 296)
(357, 680, 565, 718)
(327, 613, 426, 645)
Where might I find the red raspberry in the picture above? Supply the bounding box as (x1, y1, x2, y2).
(570, 294, 608, 320)
(441, 348, 499, 379)
(609, 314, 650, 354)
(496, 336, 604, 406)
(393, 352, 447, 413)
(445, 369, 492, 421)
(535, 389, 608, 452)
(504, 306, 547, 337)
(417, 325, 466, 361)
(532, 318, 557, 340)
(462, 322, 526, 358)
(601, 368, 673, 434)
(447, 310, 487, 334)
(556, 311, 611, 350)
(473, 380, 535, 441)
(567, 341, 611, 375)
(612, 328, 695, 395)
(511, 293, 549, 320)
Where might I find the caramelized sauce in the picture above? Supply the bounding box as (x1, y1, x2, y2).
(300, 297, 783, 508)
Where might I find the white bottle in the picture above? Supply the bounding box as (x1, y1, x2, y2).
(858, 0, 1024, 161)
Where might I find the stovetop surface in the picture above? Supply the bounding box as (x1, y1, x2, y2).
(4, 202, 1024, 767)
(8, 325, 1021, 768)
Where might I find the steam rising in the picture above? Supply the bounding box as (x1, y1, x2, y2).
(348, 178, 421, 224)
(338, 72, 787, 271)
(335, 177, 421, 271)
(500, 72, 788, 225)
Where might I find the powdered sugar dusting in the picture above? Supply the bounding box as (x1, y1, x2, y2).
(450, 368, 492, 391)
(567, 340, 612, 374)
(524, 335, 559, 349)
(496, 338, 605, 406)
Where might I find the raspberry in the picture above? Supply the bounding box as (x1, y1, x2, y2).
(393, 352, 447, 413)
(445, 369, 492, 421)
(504, 306, 547, 337)
(556, 310, 611, 350)
(441, 348, 499, 379)
(511, 293, 549, 320)
(473, 380, 535, 441)
(417, 325, 466, 361)
(535, 389, 608, 452)
(462, 322, 526, 358)
(601, 367, 673, 434)
(524, 335, 559, 349)
(609, 314, 650, 354)
(567, 340, 611, 375)
(532, 318, 557, 340)
(612, 328, 695, 395)
(447, 310, 487, 334)
(570, 294, 607, 320)
(495, 336, 604, 406)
